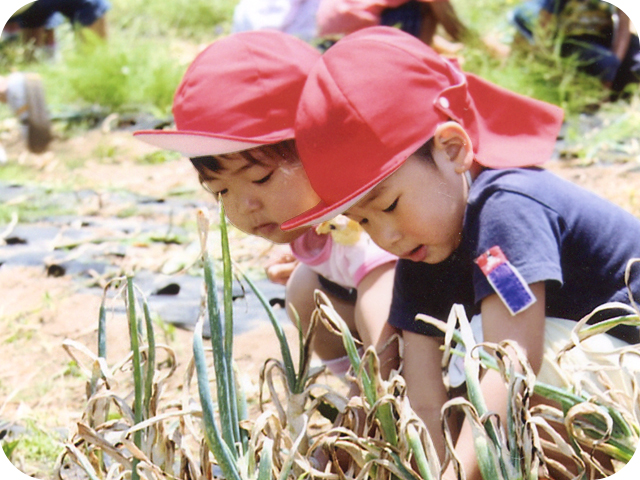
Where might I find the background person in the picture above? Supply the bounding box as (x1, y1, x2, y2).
(512, 0, 640, 93)
(5, 0, 110, 59)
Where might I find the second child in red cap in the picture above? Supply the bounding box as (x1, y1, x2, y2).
(283, 26, 640, 480)
(134, 31, 399, 386)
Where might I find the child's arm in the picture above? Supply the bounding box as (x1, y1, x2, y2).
(265, 252, 299, 285)
(429, 1, 467, 42)
(430, 1, 509, 58)
(442, 282, 547, 480)
(402, 330, 450, 461)
(355, 262, 399, 380)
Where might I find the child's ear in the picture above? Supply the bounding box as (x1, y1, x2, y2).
(433, 122, 474, 174)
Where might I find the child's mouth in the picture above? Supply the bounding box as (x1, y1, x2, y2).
(403, 245, 428, 262)
(255, 223, 277, 236)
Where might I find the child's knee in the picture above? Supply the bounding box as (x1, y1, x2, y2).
(285, 263, 320, 325)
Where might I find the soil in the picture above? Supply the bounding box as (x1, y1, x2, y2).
(1, 113, 639, 478)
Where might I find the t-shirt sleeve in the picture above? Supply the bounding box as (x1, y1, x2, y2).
(388, 253, 476, 336)
(351, 238, 397, 287)
(467, 190, 564, 305)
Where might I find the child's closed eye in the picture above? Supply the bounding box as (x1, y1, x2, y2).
(383, 197, 399, 213)
(254, 171, 274, 185)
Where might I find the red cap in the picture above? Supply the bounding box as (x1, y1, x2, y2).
(282, 27, 564, 230)
(134, 31, 320, 157)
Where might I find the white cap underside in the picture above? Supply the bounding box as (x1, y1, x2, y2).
(134, 131, 264, 157)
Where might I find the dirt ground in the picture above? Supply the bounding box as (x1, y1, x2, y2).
(1, 119, 640, 477)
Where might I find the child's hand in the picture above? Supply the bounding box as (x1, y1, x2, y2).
(265, 253, 298, 285)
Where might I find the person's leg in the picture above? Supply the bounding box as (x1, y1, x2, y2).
(86, 14, 107, 39)
(611, 34, 640, 92)
(4, 72, 52, 153)
(11, 2, 60, 59)
(354, 262, 399, 379)
(20, 26, 48, 48)
(0, 76, 7, 104)
(561, 38, 620, 86)
(72, 0, 110, 40)
(285, 264, 358, 369)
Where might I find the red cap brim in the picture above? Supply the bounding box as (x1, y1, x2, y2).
(133, 130, 268, 157)
(281, 159, 404, 230)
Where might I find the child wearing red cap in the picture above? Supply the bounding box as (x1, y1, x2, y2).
(283, 26, 640, 479)
(134, 31, 399, 382)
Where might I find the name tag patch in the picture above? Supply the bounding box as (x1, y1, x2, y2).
(475, 246, 536, 316)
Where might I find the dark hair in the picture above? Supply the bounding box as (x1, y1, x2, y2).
(413, 137, 435, 164)
(189, 139, 299, 176)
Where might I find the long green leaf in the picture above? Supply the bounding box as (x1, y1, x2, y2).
(258, 438, 274, 480)
(141, 300, 156, 419)
(239, 270, 297, 392)
(193, 316, 242, 480)
(218, 202, 244, 449)
(97, 298, 107, 359)
(406, 424, 436, 480)
(419, 311, 639, 464)
(126, 277, 144, 480)
(203, 249, 238, 454)
(318, 302, 398, 446)
(218, 200, 235, 366)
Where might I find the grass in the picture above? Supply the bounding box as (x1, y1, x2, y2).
(39, 32, 188, 116)
(561, 93, 640, 163)
(0, 161, 36, 184)
(3, 420, 64, 474)
(454, 0, 609, 115)
(2, 0, 635, 148)
(0, 200, 74, 224)
(110, 0, 238, 40)
(1, 0, 238, 118)
(136, 150, 182, 165)
(0, 184, 78, 223)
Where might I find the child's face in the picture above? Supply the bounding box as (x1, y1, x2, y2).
(345, 151, 469, 264)
(200, 154, 320, 244)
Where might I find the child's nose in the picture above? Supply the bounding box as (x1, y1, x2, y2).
(238, 192, 262, 213)
(376, 224, 402, 250)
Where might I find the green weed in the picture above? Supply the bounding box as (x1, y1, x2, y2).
(115, 205, 139, 218)
(39, 33, 187, 116)
(0, 195, 75, 223)
(0, 162, 37, 184)
(62, 361, 83, 379)
(558, 92, 640, 164)
(10, 420, 63, 469)
(110, 0, 238, 39)
(137, 150, 182, 165)
(1, 439, 20, 462)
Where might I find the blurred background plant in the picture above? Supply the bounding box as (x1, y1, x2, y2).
(1, 0, 637, 121)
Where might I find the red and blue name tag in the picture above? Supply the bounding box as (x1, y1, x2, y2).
(475, 246, 536, 316)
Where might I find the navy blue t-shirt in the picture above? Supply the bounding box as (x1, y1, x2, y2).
(389, 167, 640, 343)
